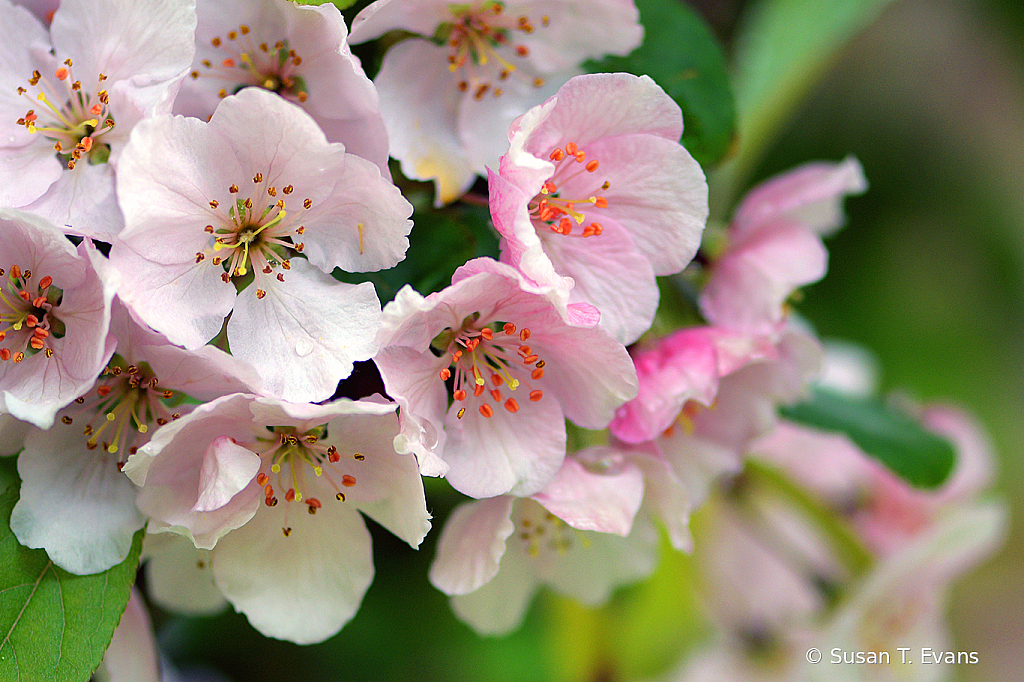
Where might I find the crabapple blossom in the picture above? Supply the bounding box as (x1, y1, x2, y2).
(177, 0, 390, 174)
(111, 87, 412, 402)
(429, 453, 656, 635)
(699, 158, 867, 334)
(0, 0, 197, 238)
(374, 257, 638, 498)
(125, 394, 430, 644)
(0, 209, 115, 429)
(9, 301, 260, 574)
(491, 73, 708, 343)
(606, 326, 821, 551)
(350, 0, 642, 205)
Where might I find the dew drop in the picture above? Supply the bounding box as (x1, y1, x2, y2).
(295, 339, 314, 357)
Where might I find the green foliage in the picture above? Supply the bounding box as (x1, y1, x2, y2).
(712, 0, 898, 209)
(291, 0, 359, 11)
(780, 387, 957, 489)
(586, 0, 736, 169)
(0, 486, 144, 682)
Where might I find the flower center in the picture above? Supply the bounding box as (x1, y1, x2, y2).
(528, 142, 610, 238)
(515, 500, 585, 557)
(435, 316, 546, 420)
(0, 265, 63, 363)
(244, 426, 363, 538)
(15, 59, 115, 170)
(191, 27, 308, 105)
(441, 1, 548, 99)
(59, 357, 183, 462)
(196, 176, 326, 300)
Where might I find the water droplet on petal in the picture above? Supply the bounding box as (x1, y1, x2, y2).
(295, 339, 314, 357)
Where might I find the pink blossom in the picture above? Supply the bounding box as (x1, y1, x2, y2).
(699, 157, 867, 334)
(428, 452, 654, 635)
(177, 0, 390, 174)
(9, 301, 259, 574)
(349, 0, 642, 205)
(111, 87, 412, 402)
(0, 209, 116, 428)
(609, 327, 822, 551)
(374, 257, 638, 498)
(0, 0, 197, 238)
(491, 73, 708, 342)
(125, 394, 430, 644)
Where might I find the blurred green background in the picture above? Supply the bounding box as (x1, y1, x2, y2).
(155, 1, 1024, 680)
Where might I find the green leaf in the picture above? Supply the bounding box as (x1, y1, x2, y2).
(710, 0, 897, 209)
(584, 0, 736, 169)
(780, 388, 956, 488)
(291, 0, 359, 11)
(0, 485, 144, 682)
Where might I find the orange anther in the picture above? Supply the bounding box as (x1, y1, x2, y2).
(307, 498, 322, 509)
(29, 337, 44, 350)
(81, 136, 93, 152)
(503, 323, 517, 335)
(222, 58, 236, 68)
(490, 389, 502, 402)
(97, 385, 111, 397)
(32, 296, 47, 307)
(594, 197, 608, 208)
(480, 328, 493, 340)
(516, 45, 529, 57)
(39, 276, 52, 289)
(549, 148, 564, 161)
(474, 383, 485, 397)
(25, 314, 38, 327)
(565, 142, 579, 156)
(55, 67, 69, 80)
(518, 345, 531, 355)
(479, 404, 493, 418)
(559, 218, 572, 235)
(532, 368, 544, 380)
(0, 349, 9, 361)
(543, 180, 558, 194)
(342, 475, 357, 487)
(529, 390, 543, 402)
(33, 328, 49, 338)
(10, 266, 21, 279)
(520, 329, 531, 341)
(285, 488, 296, 501)
(90, 104, 103, 115)
(439, 368, 451, 381)
(523, 354, 538, 364)
(257, 472, 269, 486)
(505, 398, 519, 413)
(453, 389, 467, 401)
(591, 222, 603, 236)
(586, 160, 599, 172)
(491, 373, 504, 386)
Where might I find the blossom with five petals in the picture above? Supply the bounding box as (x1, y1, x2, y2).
(374, 257, 638, 498)
(110, 87, 412, 402)
(490, 73, 708, 343)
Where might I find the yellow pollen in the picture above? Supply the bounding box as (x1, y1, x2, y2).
(271, 463, 281, 473)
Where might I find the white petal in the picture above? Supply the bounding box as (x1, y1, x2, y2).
(429, 496, 515, 595)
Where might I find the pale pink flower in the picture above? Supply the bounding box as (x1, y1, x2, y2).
(349, 0, 642, 205)
(95, 588, 161, 682)
(111, 87, 411, 402)
(374, 257, 638, 498)
(428, 452, 655, 635)
(490, 73, 708, 342)
(177, 0, 389, 174)
(9, 301, 259, 574)
(125, 394, 430, 644)
(699, 157, 867, 334)
(0, 0, 197, 238)
(0, 209, 116, 428)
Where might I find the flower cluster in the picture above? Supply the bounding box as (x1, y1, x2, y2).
(0, 0, 1004, 676)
